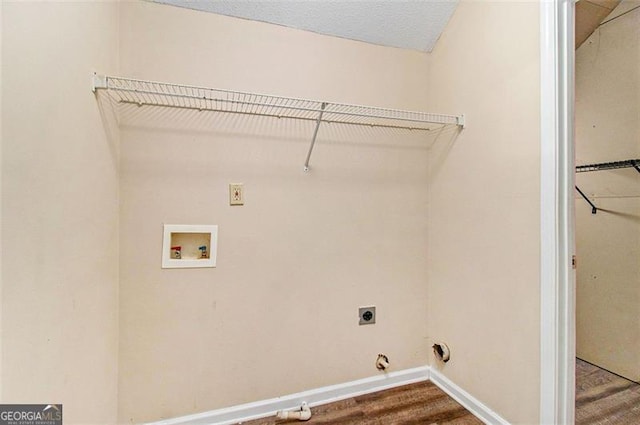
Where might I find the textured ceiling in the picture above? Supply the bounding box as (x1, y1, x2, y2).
(153, 0, 459, 52)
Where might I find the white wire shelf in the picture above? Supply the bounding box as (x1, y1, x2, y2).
(92, 74, 465, 171)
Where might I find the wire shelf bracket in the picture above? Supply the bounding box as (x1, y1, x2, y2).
(575, 186, 598, 214)
(575, 158, 640, 214)
(303, 102, 327, 172)
(92, 74, 465, 171)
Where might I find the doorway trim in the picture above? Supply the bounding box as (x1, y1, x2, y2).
(540, 0, 576, 424)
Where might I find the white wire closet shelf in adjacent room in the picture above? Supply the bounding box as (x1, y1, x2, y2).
(92, 74, 465, 170)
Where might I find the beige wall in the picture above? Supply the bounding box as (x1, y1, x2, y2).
(1, 2, 548, 424)
(0, 0, 4, 398)
(426, 2, 541, 424)
(117, 2, 433, 422)
(575, 1, 640, 381)
(1, 2, 120, 424)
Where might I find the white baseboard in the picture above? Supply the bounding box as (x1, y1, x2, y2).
(147, 366, 511, 425)
(429, 368, 510, 425)
(146, 366, 430, 425)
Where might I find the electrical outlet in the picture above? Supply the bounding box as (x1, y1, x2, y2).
(359, 306, 376, 325)
(229, 183, 244, 206)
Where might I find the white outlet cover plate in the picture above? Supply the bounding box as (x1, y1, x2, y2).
(229, 183, 244, 206)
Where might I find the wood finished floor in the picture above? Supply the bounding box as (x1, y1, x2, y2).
(576, 358, 640, 425)
(240, 381, 482, 425)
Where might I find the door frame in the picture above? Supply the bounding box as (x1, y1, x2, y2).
(540, 1, 576, 424)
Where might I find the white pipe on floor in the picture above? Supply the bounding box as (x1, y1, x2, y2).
(276, 402, 311, 421)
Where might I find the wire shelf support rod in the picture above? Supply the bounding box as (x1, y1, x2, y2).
(304, 102, 327, 172)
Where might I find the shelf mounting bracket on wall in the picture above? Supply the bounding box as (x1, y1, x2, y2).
(575, 186, 597, 214)
(303, 102, 327, 172)
(92, 74, 465, 171)
(575, 158, 640, 214)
